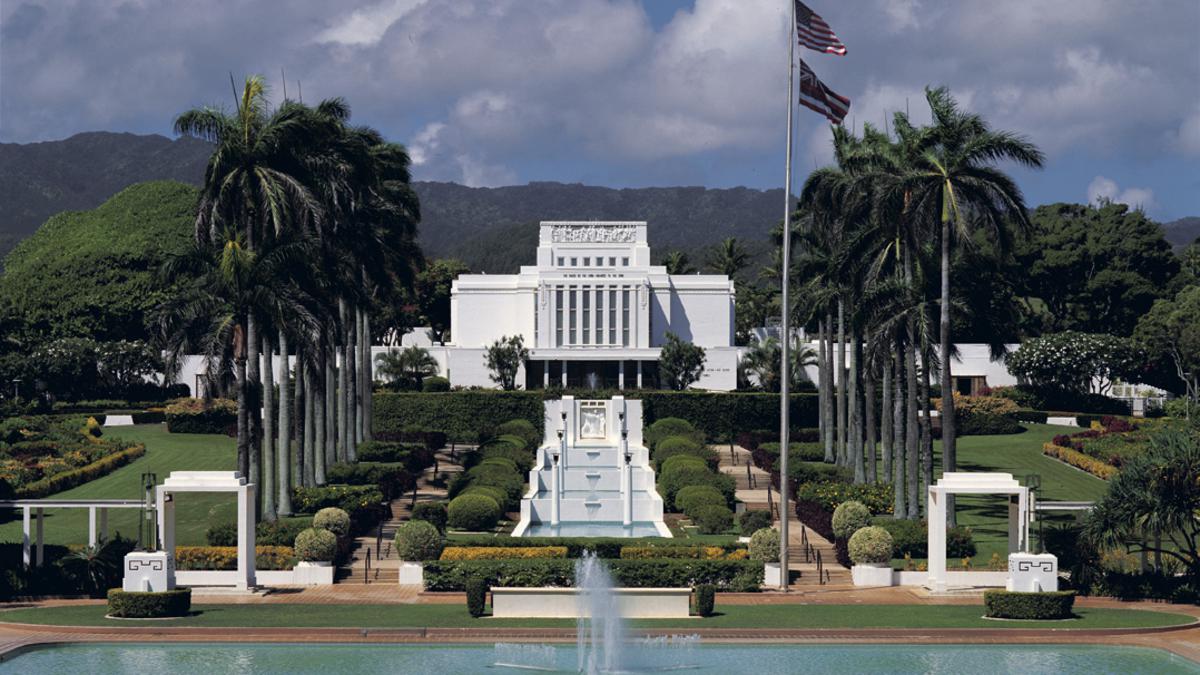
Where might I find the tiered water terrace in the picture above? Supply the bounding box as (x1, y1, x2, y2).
(511, 396, 670, 538)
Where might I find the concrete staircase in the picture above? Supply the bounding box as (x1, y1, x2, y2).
(337, 446, 464, 585)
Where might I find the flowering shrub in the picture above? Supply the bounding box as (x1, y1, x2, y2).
(0, 414, 142, 494)
(294, 528, 338, 562)
(164, 398, 236, 434)
(748, 527, 780, 563)
(1007, 332, 1140, 395)
(442, 546, 566, 560)
(848, 526, 893, 564)
(1042, 443, 1118, 480)
(174, 545, 296, 570)
(831, 501, 872, 540)
(934, 392, 1020, 417)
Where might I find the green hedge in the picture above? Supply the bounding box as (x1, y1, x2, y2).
(1012, 410, 1049, 424)
(446, 536, 740, 558)
(983, 590, 1076, 620)
(107, 588, 192, 618)
(373, 392, 543, 443)
(15, 444, 146, 498)
(423, 558, 762, 592)
(371, 391, 820, 444)
(326, 461, 414, 500)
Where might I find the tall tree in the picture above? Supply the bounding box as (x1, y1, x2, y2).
(705, 237, 750, 280)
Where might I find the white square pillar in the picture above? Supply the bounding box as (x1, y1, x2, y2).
(927, 489, 947, 592)
(1007, 496, 1020, 555)
(89, 506, 98, 548)
(637, 361, 643, 389)
(618, 361, 625, 389)
(22, 506, 30, 568)
(237, 484, 257, 589)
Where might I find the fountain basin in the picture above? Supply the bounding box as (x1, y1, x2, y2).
(491, 587, 691, 618)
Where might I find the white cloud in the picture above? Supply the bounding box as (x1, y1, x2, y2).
(1087, 175, 1155, 210)
(315, 0, 428, 46)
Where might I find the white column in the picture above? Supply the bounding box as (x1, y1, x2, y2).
(621, 436, 633, 526)
(35, 508, 44, 567)
(561, 362, 568, 388)
(637, 360, 643, 389)
(543, 360, 550, 389)
(550, 454, 561, 527)
(574, 286, 583, 347)
(600, 285, 609, 345)
(1008, 495, 1021, 555)
(238, 485, 257, 589)
(88, 506, 97, 549)
(618, 361, 625, 389)
(22, 507, 30, 568)
(927, 488, 947, 592)
(616, 285, 625, 347)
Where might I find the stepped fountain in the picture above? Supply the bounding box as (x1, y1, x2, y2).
(511, 396, 670, 538)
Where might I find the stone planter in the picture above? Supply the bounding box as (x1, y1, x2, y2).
(851, 563, 894, 587)
(762, 562, 784, 587)
(398, 561, 424, 586)
(293, 561, 334, 586)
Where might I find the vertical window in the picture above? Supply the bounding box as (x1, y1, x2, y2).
(569, 287, 577, 344)
(622, 257, 629, 266)
(581, 287, 591, 345)
(583, 258, 591, 267)
(622, 288, 631, 347)
(608, 257, 616, 267)
(594, 288, 603, 344)
(609, 289, 617, 344)
(555, 289, 564, 347)
(595, 257, 603, 267)
(570, 257, 577, 267)
(557, 257, 564, 267)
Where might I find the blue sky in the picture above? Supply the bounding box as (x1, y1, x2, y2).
(2, 0, 1197, 220)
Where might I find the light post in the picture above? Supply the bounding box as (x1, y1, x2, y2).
(11, 379, 20, 401)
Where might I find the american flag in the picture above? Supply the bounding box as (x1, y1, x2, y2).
(795, 1, 846, 56)
(799, 60, 851, 125)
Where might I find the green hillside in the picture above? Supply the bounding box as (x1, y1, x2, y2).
(0, 180, 198, 343)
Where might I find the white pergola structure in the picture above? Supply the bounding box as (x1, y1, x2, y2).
(1, 499, 143, 567)
(158, 471, 256, 590)
(927, 472, 1030, 593)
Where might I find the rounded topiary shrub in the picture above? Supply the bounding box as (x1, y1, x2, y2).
(461, 485, 510, 512)
(674, 485, 726, 515)
(737, 509, 772, 535)
(748, 527, 780, 562)
(653, 436, 715, 468)
(495, 418, 540, 449)
(479, 456, 520, 474)
(847, 526, 894, 565)
(466, 576, 489, 618)
(422, 376, 451, 392)
(689, 504, 734, 535)
(645, 417, 699, 449)
(694, 584, 716, 617)
(661, 454, 707, 476)
(313, 507, 351, 538)
(107, 588, 192, 618)
(447, 493, 502, 532)
(294, 527, 338, 562)
(831, 500, 872, 540)
(394, 520, 444, 562)
(411, 501, 448, 533)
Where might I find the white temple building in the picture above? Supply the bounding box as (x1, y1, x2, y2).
(419, 221, 738, 391)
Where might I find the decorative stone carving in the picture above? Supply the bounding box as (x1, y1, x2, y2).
(551, 224, 636, 243)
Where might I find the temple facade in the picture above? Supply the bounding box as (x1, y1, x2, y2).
(426, 221, 738, 390)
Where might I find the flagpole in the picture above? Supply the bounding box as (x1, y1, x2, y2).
(778, 0, 796, 592)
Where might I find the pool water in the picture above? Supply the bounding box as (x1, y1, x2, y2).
(3, 642, 1196, 675)
(521, 521, 664, 537)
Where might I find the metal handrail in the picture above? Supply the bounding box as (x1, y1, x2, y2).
(815, 550, 824, 585)
(364, 548, 371, 585)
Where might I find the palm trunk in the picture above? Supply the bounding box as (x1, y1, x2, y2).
(836, 299, 846, 466)
(246, 313, 260, 513)
(892, 350, 906, 518)
(362, 310, 373, 442)
(346, 304, 358, 461)
(338, 300, 351, 462)
(276, 331, 292, 516)
(303, 364, 316, 487)
(818, 318, 832, 462)
(324, 342, 337, 466)
(940, 209, 958, 527)
(849, 328, 864, 483)
(904, 253, 920, 520)
(356, 307, 367, 445)
(920, 349, 935, 501)
(235, 350, 249, 479)
(315, 359, 327, 486)
(261, 335, 276, 521)
(881, 353, 893, 481)
(823, 311, 835, 463)
(294, 347, 306, 487)
(865, 358, 877, 484)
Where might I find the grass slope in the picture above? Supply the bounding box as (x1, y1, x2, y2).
(0, 425, 235, 547)
(0, 603, 1189, 630)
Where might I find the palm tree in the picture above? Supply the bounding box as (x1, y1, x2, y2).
(901, 86, 1044, 524)
(662, 250, 696, 275)
(705, 237, 750, 280)
(740, 336, 816, 393)
(376, 346, 439, 390)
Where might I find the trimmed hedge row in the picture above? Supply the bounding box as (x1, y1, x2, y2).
(206, 518, 312, 547)
(164, 398, 237, 434)
(326, 461, 415, 500)
(423, 558, 763, 592)
(619, 546, 747, 560)
(15, 444, 145, 498)
(107, 588, 192, 618)
(446, 535, 742, 559)
(1042, 443, 1118, 479)
(372, 391, 821, 444)
(440, 546, 567, 560)
(983, 590, 1076, 620)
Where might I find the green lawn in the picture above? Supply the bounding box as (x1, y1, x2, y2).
(0, 425, 235, 547)
(0, 602, 1189, 630)
(891, 423, 1109, 567)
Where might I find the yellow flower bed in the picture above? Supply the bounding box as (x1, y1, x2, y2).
(175, 545, 297, 570)
(1042, 443, 1118, 480)
(439, 546, 568, 560)
(619, 546, 747, 560)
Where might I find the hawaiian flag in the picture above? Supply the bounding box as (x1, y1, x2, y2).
(799, 60, 851, 125)
(795, 1, 847, 55)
